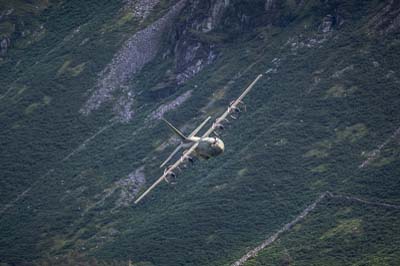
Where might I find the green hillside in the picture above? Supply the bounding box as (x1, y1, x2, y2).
(241, 193, 400, 266)
(1, 0, 399, 265)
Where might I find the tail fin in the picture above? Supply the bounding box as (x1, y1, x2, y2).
(162, 118, 187, 141)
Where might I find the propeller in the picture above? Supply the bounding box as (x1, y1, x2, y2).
(215, 123, 225, 130)
(212, 131, 220, 137)
(187, 156, 194, 164)
(164, 170, 177, 184)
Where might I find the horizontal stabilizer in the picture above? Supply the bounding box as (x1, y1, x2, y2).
(189, 116, 211, 137)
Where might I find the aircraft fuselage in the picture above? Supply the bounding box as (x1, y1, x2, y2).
(195, 137, 225, 159)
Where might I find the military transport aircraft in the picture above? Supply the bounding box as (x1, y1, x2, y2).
(134, 74, 263, 204)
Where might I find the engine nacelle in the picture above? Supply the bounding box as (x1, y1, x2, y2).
(164, 171, 176, 183)
(218, 124, 225, 130)
(232, 106, 241, 113)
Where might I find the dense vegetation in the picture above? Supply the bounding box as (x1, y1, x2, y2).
(243, 196, 400, 266)
(0, 0, 399, 265)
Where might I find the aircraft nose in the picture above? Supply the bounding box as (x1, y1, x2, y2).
(218, 140, 225, 152)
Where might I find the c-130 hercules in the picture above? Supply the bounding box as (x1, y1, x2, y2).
(134, 74, 263, 204)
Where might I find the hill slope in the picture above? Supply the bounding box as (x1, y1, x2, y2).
(1, 0, 400, 265)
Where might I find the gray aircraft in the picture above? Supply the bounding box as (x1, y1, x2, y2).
(160, 117, 225, 162)
(134, 74, 263, 204)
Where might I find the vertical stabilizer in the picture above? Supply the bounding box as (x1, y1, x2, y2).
(162, 118, 187, 141)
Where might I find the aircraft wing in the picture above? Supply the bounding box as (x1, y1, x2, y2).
(202, 74, 263, 138)
(134, 141, 199, 204)
(134, 74, 262, 204)
(160, 116, 211, 168)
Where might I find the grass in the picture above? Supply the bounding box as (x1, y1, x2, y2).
(243, 198, 400, 266)
(336, 123, 368, 143)
(0, 0, 400, 265)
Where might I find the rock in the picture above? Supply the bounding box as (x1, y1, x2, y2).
(368, 0, 400, 35)
(113, 87, 135, 123)
(80, 0, 187, 118)
(320, 14, 334, 33)
(123, 0, 160, 21)
(148, 90, 193, 120)
(265, 0, 276, 11)
(82, 0, 228, 120)
(173, 0, 227, 85)
(320, 14, 344, 33)
(0, 37, 10, 55)
(114, 166, 146, 207)
(176, 49, 216, 85)
(332, 65, 354, 78)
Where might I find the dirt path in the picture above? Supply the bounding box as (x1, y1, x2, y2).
(359, 126, 400, 168)
(230, 191, 400, 266)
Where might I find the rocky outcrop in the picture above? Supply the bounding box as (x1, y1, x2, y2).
(80, 0, 187, 118)
(173, 0, 228, 84)
(122, 0, 160, 21)
(148, 90, 192, 120)
(264, 0, 277, 11)
(320, 14, 334, 33)
(203, 0, 229, 33)
(0, 5, 51, 56)
(284, 10, 345, 54)
(0, 37, 10, 55)
(113, 88, 135, 123)
(81, 0, 232, 120)
(90, 167, 146, 212)
(175, 48, 217, 84)
(319, 13, 344, 33)
(368, 0, 400, 35)
(0, 9, 13, 56)
(114, 166, 146, 208)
